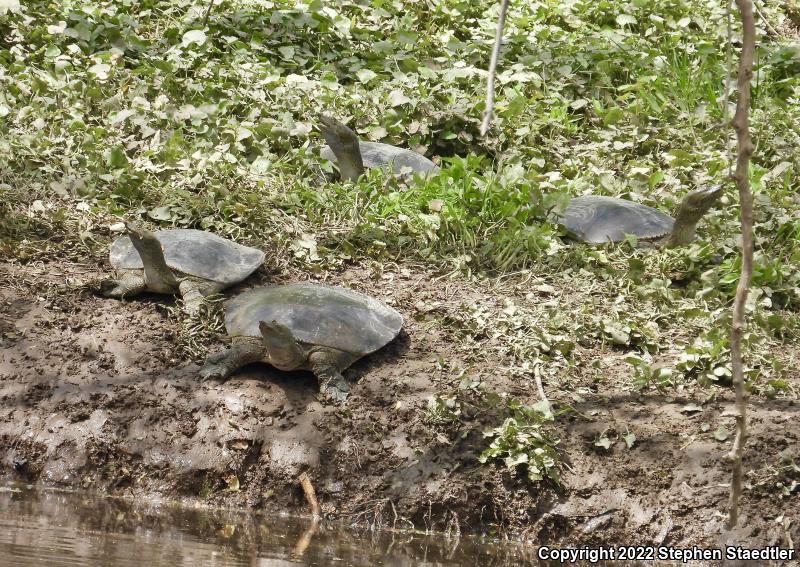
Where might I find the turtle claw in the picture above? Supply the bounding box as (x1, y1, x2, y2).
(199, 359, 231, 383)
(199, 353, 228, 382)
(320, 378, 350, 404)
(99, 279, 125, 298)
(199, 366, 223, 382)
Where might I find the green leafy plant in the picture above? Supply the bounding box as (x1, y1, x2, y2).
(625, 354, 674, 390)
(674, 324, 773, 386)
(423, 394, 462, 426)
(479, 398, 560, 483)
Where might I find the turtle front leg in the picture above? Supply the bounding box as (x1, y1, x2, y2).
(178, 278, 223, 316)
(308, 349, 351, 403)
(200, 337, 266, 381)
(100, 271, 146, 299)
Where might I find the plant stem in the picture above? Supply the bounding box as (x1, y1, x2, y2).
(480, 0, 510, 136)
(202, 0, 215, 28)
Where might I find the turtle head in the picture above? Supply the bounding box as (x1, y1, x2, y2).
(666, 185, 723, 247)
(318, 115, 365, 182)
(124, 221, 158, 247)
(123, 221, 178, 291)
(681, 185, 723, 215)
(258, 320, 306, 371)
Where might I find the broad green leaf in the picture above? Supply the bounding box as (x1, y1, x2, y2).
(148, 206, 172, 221)
(0, 0, 21, 15)
(616, 14, 637, 27)
(595, 436, 612, 450)
(396, 30, 418, 45)
(106, 147, 128, 168)
(356, 69, 378, 83)
(388, 90, 411, 107)
(182, 29, 207, 47)
(570, 99, 588, 110)
(602, 107, 625, 126)
(89, 63, 111, 80)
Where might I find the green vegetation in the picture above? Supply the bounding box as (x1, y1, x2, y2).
(2, 1, 799, 482)
(479, 397, 560, 483)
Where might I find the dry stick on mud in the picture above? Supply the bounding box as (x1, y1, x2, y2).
(533, 364, 551, 414)
(299, 471, 321, 519)
(727, 0, 756, 530)
(480, 0, 510, 135)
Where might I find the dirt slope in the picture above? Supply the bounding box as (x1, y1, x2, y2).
(1, 259, 797, 563)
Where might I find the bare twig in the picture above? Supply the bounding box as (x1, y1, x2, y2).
(480, 0, 510, 135)
(298, 471, 321, 519)
(727, 0, 756, 531)
(202, 0, 215, 27)
(753, 0, 782, 37)
(724, 1, 734, 179)
(532, 363, 551, 414)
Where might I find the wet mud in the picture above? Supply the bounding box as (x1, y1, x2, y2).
(1, 259, 798, 561)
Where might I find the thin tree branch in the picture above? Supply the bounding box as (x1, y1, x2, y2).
(480, 0, 510, 136)
(724, 1, 734, 179)
(727, 0, 756, 531)
(753, 0, 782, 38)
(202, 0, 215, 28)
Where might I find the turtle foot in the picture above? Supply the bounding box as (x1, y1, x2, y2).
(199, 363, 228, 382)
(182, 299, 202, 317)
(199, 352, 231, 382)
(319, 378, 350, 404)
(99, 273, 145, 299)
(99, 279, 126, 298)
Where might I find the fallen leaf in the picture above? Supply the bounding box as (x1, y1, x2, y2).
(595, 436, 612, 450)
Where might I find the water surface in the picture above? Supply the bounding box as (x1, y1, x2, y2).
(0, 486, 533, 566)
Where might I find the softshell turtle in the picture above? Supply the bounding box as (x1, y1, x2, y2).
(199, 282, 404, 402)
(319, 115, 438, 181)
(561, 186, 723, 247)
(101, 222, 265, 315)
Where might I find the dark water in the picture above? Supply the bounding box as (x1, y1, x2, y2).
(0, 486, 534, 567)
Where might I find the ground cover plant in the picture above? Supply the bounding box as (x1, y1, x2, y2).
(1, 0, 799, 549)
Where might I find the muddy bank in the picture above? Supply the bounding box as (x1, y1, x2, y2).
(1, 258, 798, 560)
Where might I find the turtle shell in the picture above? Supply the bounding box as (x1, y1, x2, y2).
(224, 283, 403, 355)
(562, 196, 675, 244)
(109, 229, 265, 285)
(321, 142, 438, 176)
